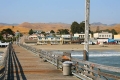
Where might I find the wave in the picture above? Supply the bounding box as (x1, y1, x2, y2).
(71, 54, 120, 57)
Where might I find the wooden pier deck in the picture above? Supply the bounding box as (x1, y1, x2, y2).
(7, 44, 79, 80)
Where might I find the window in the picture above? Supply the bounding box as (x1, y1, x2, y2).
(102, 35, 104, 37)
(107, 35, 108, 37)
(99, 35, 101, 37)
(109, 35, 111, 37)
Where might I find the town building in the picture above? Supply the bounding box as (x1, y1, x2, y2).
(94, 32, 112, 39)
(74, 33, 92, 39)
(93, 32, 112, 44)
(114, 34, 120, 44)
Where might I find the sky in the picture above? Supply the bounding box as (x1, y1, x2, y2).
(0, 0, 120, 24)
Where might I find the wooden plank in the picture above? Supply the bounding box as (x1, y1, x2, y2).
(6, 44, 79, 80)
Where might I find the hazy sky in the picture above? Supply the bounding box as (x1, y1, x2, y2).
(0, 0, 120, 24)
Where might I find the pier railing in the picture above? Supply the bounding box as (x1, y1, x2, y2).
(20, 44, 120, 80)
(0, 43, 10, 80)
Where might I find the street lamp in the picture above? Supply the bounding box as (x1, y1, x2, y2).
(15, 31, 20, 45)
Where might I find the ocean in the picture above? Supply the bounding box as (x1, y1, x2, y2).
(53, 50, 120, 67)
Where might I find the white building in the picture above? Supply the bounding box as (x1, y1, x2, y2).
(94, 32, 112, 39)
(61, 34, 71, 38)
(61, 34, 71, 44)
(37, 36, 62, 45)
(74, 33, 92, 39)
(28, 34, 38, 40)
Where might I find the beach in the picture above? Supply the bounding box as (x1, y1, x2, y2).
(0, 48, 5, 52)
(32, 44, 120, 51)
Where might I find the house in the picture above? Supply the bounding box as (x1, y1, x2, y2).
(24, 34, 38, 45)
(74, 33, 92, 39)
(61, 34, 71, 44)
(93, 32, 112, 44)
(37, 36, 62, 45)
(28, 34, 38, 40)
(72, 33, 92, 44)
(94, 32, 112, 39)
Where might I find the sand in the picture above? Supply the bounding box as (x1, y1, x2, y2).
(32, 44, 120, 51)
(0, 48, 5, 52)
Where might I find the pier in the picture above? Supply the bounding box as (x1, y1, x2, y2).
(0, 43, 120, 80)
(1, 44, 79, 80)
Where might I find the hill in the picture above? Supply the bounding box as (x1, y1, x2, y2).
(0, 25, 30, 34)
(90, 24, 120, 33)
(0, 22, 120, 34)
(17, 22, 70, 32)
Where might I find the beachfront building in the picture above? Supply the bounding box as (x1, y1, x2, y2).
(114, 34, 120, 44)
(93, 32, 112, 39)
(37, 36, 47, 45)
(71, 33, 92, 44)
(28, 34, 38, 40)
(74, 33, 92, 39)
(61, 34, 71, 44)
(24, 34, 38, 45)
(93, 32, 112, 44)
(37, 36, 62, 45)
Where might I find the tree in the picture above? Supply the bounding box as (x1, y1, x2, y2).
(110, 29, 117, 38)
(111, 29, 117, 35)
(57, 29, 69, 34)
(28, 29, 33, 35)
(79, 21, 85, 33)
(0, 28, 15, 42)
(41, 31, 45, 34)
(71, 21, 79, 34)
(50, 30, 55, 33)
(71, 21, 87, 34)
(1, 28, 14, 36)
(0, 33, 3, 40)
(64, 29, 69, 34)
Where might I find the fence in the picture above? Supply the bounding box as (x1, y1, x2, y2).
(20, 44, 120, 80)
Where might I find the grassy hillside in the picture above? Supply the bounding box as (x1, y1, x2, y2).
(0, 26, 30, 34)
(0, 22, 120, 34)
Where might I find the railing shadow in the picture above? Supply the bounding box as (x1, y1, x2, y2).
(7, 45, 27, 80)
(7, 44, 14, 80)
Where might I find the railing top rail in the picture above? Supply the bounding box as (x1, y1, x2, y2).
(20, 43, 120, 80)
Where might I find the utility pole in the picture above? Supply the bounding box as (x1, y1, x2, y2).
(84, 0, 90, 61)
